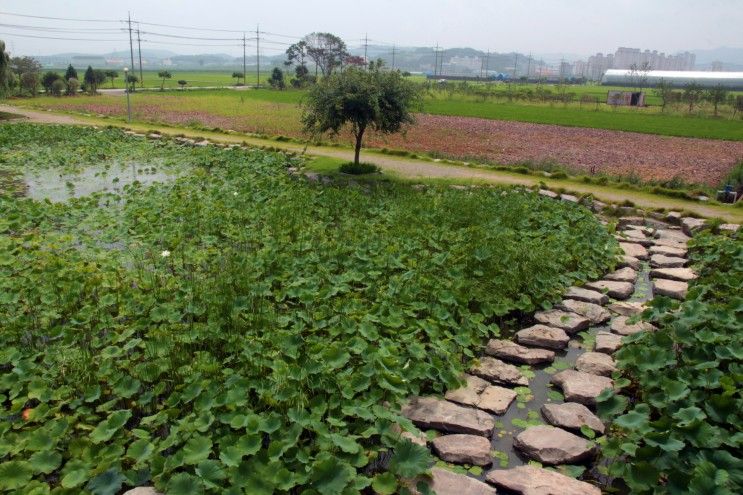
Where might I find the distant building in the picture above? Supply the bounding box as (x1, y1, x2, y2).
(577, 47, 696, 80)
(602, 70, 743, 89)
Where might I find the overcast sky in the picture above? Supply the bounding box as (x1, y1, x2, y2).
(2, 0, 742, 60)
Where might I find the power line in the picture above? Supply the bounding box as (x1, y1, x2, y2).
(0, 22, 124, 33)
(0, 32, 126, 42)
(0, 11, 120, 23)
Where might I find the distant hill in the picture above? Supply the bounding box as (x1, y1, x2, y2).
(692, 46, 743, 70)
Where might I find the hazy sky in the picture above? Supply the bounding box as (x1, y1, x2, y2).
(2, 0, 742, 60)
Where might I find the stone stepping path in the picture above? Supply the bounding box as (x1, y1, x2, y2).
(398, 215, 699, 494)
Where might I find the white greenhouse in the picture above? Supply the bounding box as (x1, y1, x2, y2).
(601, 70, 743, 89)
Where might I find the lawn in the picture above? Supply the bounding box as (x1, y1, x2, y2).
(0, 123, 617, 494)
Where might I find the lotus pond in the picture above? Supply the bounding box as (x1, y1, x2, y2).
(0, 124, 618, 494)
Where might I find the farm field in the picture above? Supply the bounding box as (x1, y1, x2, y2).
(13, 89, 743, 185)
(0, 123, 618, 493)
(49, 69, 274, 90)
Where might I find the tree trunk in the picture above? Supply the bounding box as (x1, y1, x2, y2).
(354, 127, 365, 165)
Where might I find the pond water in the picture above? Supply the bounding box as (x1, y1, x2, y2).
(24, 161, 179, 202)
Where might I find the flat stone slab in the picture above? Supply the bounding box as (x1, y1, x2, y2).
(652, 237, 689, 250)
(486, 465, 602, 495)
(618, 255, 641, 270)
(655, 228, 690, 243)
(560, 194, 578, 203)
(607, 301, 645, 316)
(650, 254, 687, 268)
(610, 315, 655, 336)
(424, 468, 497, 495)
(541, 402, 605, 434)
(477, 385, 518, 415)
(486, 339, 555, 365)
(719, 223, 740, 233)
(432, 434, 493, 466)
(584, 280, 634, 300)
(513, 425, 597, 465)
(650, 267, 697, 282)
(565, 286, 609, 305)
(123, 489, 162, 495)
(516, 325, 569, 350)
(594, 331, 623, 354)
(604, 267, 637, 283)
(558, 299, 611, 325)
(617, 216, 646, 229)
(445, 374, 490, 407)
(616, 230, 653, 247)
(681, 217, 706, 236)
(534, 309, 590, 334)
(471, 356, 529, 386)
(539, 189, 558, 199)
(649, 245, 687, 258)
(402, 397, 495, 436)
(653, 278, 688, 300)
(619, 242, 648, 260)
(552, 370, 613, 405)
(575, 352, 616, 376)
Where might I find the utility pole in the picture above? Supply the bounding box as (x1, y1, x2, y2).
(433, 44, 438, 77)
(242, 33, 246, 84)
(513, 53, 519, 78)
(526, 53, 532, 80)
(485, 50, 490, 80)
(560, 57, 565, 81)
(127, 12, 135, 92)
(363, 34, 368, 68)
(391, 44, 396, 69)
(136, 26, 143, 88)
(256, 25, 260, 88)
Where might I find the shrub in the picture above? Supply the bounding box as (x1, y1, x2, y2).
(339, 161, 380, 175)
(722, 161, 743, 198)
(49, 78, 66, 97)
(66, 77, 79, 95)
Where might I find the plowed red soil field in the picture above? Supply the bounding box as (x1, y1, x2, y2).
(366, 115, 743, 186)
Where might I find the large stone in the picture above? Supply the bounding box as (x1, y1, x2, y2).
(477, 385, 518, 415)
(618, 255, 641, 270)
(539, 189, 558, 199)
(681, 217, 706, 236)
(650, 267, 697, 282)
(123, 489, 162, 495)
(617, 230, 653, 247)
(486, 465, 602, 495)
(604, 267, 638, 283)
(607, 301, 645, 317)
(541, 402, 605, 434)
(432, 434, 493, 466)
(552, 370, 613, 405)
(558, 299, 611, 325)
(619, 242, 648, 260)
(653, 279, 688, 300)
(655, 228, 691, 244)
(391, 423, 428, 446)
(650, 254, 687, 268)
(445, 374, 490, 407)
(650, 245, 687, 258)
(617, 216, 646, 229)
(534, 309, 590, 334)
(424, 468, 497, 495)
(610, 315, 655, 336)
(560, 194, 578, 203)
(486, 339, 555, 365)
(594, 331, 623, 354)
(513, 425, 597, 465)
(516, 325, 569, 350)
(565, 286, 609, 305)
(584, 280, 634, 300)
(471, 356, 529, 386)
(402, 397, 495, 436)
(575, 352, 616, 376)
(653, 237, 688, 250)
(719, 223, 740, 233)
(665, 211, 682, 224)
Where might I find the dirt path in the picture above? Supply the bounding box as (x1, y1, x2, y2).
(2, 104, 740, 223)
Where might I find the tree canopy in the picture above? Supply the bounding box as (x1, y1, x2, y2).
(287, 33, 348, 77)
(302, 63, 420, 165)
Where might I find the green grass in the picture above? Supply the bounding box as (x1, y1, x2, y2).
(0, 110, 23, 120)
(422, 97, 743, 141)
(0, 123, 618, 493)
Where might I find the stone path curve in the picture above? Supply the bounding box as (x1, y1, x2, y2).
(400, 209, 708, 495)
